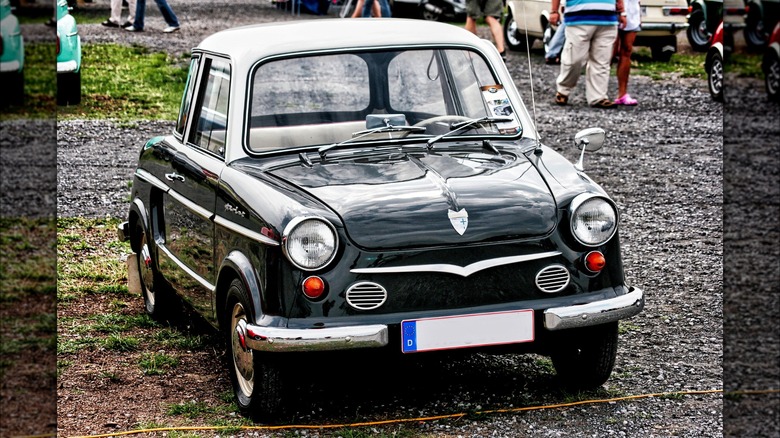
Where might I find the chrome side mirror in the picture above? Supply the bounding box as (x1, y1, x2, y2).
(573, 127, 605, 171)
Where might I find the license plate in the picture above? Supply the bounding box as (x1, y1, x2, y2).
(401, 310, 534, 353)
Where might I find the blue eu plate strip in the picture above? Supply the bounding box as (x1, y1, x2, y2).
(402, 320, 417, 353)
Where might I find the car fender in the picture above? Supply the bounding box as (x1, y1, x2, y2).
(217, 250, 264, 330)
(127, 197, 150, 251)
(689, 0, 707, 15)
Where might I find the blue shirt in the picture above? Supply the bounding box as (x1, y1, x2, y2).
(564, 0, 618, 26)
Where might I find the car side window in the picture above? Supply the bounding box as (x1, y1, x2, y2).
(190, 57, 231, 156)
(175, 57, 201, 138)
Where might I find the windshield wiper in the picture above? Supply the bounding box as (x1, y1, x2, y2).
(426, 116, 515, 149)
(318, 124, 425, 159)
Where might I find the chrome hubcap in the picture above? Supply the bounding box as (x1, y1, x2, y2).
(506, 18, 521, 47)
(139, 235, 155, 306)
(768, 58, 780, 95)
(710, 58, 723, 95)
(231, 303, 254, 397)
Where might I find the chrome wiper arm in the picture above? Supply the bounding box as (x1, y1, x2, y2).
(426, 116, 514, 149)
(318, 124, 425, 158)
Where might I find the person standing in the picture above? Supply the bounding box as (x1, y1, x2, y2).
(101, 0, 136, 28)
(465, 0, 506, 61)
(124, 0, 180, 33)
(552, 0, 626, 108)
(360, 0, 390, 17)
(613, 0, 640, 105)
(350, 0, 382, 17)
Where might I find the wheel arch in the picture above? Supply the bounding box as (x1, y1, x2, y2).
(217, 251, 264, 331)
(128, 197, 150, 254)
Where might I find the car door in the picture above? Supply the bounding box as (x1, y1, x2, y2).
(156, 55, 231, 319)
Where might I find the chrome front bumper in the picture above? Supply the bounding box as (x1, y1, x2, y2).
(240, 321, 389, 352)
(240, 287, 643, 352)
(544, 287, 644, 331)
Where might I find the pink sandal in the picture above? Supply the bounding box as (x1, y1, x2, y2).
(614, 94, 638, 106)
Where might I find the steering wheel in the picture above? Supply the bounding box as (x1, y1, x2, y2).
(413, 115, 472, 129)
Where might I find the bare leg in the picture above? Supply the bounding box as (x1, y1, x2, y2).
(351, 0, 365, 17)
(373, 0, 381, 16)
(465, 16, 477, 35)
(485, 15, 505, 53)
(616, 31, 636, 98)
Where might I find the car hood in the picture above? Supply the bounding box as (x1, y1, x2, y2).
(266, 148, 557, 249)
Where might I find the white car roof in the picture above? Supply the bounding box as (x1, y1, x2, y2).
(197, 18, 487, 62)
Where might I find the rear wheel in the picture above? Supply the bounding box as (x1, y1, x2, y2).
(504, 12, 535, 51)
(57, 71, 82, 106)
(686, 9, 711, 52)
(708, 51, 724, 102)
(766, 51, 780, 102)
(550, 322, 619, 390)
(133, 220, 171, 320)
(226, 279, 286, 420)
(744, 7, 766, 51)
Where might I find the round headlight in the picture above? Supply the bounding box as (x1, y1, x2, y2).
(283, 217, 338, 271)
(570, 194, 618, 247)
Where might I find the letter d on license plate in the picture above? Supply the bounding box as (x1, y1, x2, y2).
(401, 310, 534, 353)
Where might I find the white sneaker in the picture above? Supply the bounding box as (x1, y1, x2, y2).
(163, 26, 180, 33)
(124, 25, 141, 32)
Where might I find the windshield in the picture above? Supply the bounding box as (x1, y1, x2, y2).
(247, 48, 522, 152)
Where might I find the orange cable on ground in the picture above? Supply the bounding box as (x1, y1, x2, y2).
(60, 388, 780, 438)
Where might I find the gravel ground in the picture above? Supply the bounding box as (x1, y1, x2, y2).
(46, 0, 778, 436)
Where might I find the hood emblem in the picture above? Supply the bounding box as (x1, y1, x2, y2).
(448, 208, 469, 235)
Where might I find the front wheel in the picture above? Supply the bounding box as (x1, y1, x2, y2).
(133, 221, 171, 320)
(744, 7, 766, 51)
(686, 9, 711, 52)
(708, 51, 724, 102)
(226, 279, 286, 420)
(765, 51, 780, 102)
(504, 12, 534, 51)
(550, 322, 619, 390)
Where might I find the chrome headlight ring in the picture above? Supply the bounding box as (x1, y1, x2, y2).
(282, 216, 339, 271)
(569, 193, 619, 247)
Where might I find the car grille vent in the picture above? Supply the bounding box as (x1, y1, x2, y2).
(346, 282, 388, 311)
(535, 265, 570, 293)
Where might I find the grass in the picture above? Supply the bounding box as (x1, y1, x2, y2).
(2, 43, 189, 121)
(59, 43, 190, 120)
(139, 352, 179, 375)
(629, 48, 707, 80)
(0, 43, 57, 120)
(0, 219, 57, 379)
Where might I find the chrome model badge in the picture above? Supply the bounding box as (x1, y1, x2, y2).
(448, 208, 468, 235)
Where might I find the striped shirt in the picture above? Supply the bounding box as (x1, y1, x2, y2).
(564, 0, 618, 26)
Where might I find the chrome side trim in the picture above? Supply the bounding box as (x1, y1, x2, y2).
(350, 251, 562, 277)
(135, 169, 170, 192)
(242, 323, 388, 352)
(640, 23, 689, 31)
(167, 189, 212, 221)
(214, 215, 279, 247)
(157, 244, 216, 292)
(544, 287, 644, 331)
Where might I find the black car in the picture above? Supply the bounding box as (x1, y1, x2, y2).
(119, 18, 644, 420)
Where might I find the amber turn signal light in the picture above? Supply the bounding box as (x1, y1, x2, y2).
(302, 276, 326, 299)
(584, 251, 606, 273)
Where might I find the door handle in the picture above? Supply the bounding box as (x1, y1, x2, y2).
(165, 173, 185, 183)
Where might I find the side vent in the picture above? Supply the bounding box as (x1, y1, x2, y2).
(535, 265, 570, 293)
(346, 282, 387, 311)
